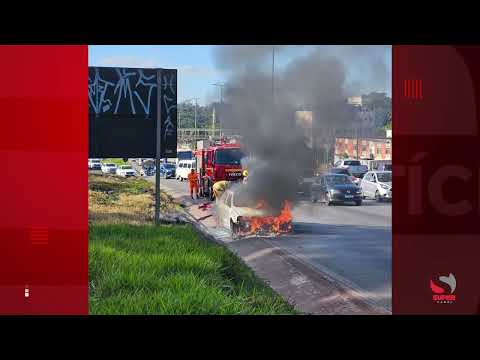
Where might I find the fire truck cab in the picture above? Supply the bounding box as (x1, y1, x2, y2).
(195, 140, 245, 200)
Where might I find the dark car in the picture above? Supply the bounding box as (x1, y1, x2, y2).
(310, 174, 363, 206)
(328, 168, 351, 176)
(328, 167, 362, 185)
(140, 165, 155, 177)
(159, 163, 176, 179)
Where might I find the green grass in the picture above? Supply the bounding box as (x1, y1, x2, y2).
(102, 158, 128, 166)
(89, 174, 153, 195)
(89, 223, 297, 315)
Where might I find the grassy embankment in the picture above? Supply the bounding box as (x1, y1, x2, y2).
(89, 173, 297, 314)
(101, 158, 128, 166)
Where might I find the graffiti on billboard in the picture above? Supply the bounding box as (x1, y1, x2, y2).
(88, 67, 158, 119)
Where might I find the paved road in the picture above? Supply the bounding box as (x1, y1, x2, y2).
(283, 201, 391, 311)
(143, 172, 392, 311)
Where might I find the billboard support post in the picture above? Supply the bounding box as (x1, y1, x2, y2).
(155, 69, 163, 225)
(88, 66, 177, 225)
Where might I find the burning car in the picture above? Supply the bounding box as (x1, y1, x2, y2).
(216, 188, 293, 237)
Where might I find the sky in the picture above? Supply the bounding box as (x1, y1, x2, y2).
(88, 45, 391, 106)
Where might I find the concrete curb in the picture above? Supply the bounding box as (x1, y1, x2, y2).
(177, 209, 225, 246)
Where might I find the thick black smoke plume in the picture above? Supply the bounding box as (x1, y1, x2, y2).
(214, 46, 389, 211)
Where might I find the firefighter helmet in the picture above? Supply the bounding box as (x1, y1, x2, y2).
(242, 169, 249, 177)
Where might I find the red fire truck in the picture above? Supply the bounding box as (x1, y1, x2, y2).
(195, 139, 245, 199)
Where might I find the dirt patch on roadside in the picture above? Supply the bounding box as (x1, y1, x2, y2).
(89, 174, 176, 225)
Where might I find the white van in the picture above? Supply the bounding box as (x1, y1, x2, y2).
(176, 160, 196, 181)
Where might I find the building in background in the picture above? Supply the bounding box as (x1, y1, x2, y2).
(294, 104, 391, 172)
(347, 96, 363, 107)
(335, 136, 392, 161)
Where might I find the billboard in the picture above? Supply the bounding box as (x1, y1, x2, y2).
(88, 67, 177, 158)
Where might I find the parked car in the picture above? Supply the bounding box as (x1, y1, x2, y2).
(310, 173, 363, 206)
(116, 165, 136, 177)
(327, 167, 361, 185)
(138, 165, 155, 177)
(360, 171, 392, 202)
(88, 158, 102, 170)
(101, 163, 117, 174)
(334, 159, 368, 178)
(176, 159, 196, 181)
(365, 160, 392, 172)
(159, 163, 176, 179)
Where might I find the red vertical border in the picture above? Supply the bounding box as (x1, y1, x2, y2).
(393, 45, 480, 314)
(0, 45, 88, 314)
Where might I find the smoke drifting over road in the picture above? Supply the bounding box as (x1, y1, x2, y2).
(214, 45, 389, 211)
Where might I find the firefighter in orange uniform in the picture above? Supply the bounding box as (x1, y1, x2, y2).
(188, 168, 200, 199)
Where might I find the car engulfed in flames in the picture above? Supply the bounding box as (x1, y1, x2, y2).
(216, 188, 293, 237)
(236, 200, 293, 236)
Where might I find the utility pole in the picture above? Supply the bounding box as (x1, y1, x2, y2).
(185, 98, 199, 146)
(356, 127, 360, 160)
(212, 106, 216, 138)
(194, 98, 198, 144)
(212, 83, 225, 139)
(272, 45, 275, 105)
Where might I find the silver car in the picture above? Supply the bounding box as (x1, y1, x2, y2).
(360, 171, 392, 202)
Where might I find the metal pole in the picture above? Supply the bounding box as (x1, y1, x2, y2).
(155, 69, 163, 225)
(194, 98, 198, 145)
(357, 128, 360, 160)
(212, 104, 216, 138)
(272, 45, 275, 105)
(212, 83, 225, 140)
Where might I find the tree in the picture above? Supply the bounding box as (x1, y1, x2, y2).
(177, 101, 213, 129)
(361, 92, 392, 127)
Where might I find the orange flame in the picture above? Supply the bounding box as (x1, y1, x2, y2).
(240, 201, 292, 236)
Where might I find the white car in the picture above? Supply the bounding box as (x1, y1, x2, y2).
(88, 158, 102, 170)
(101, 163, 117, 174)
(216, 189, 273, 234)
(176, 160, 196, 181)
(334, 159, 368, 178)
(116, 165, 136, 177)
(360, 171, 392, 201)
